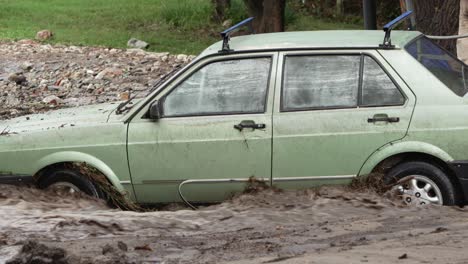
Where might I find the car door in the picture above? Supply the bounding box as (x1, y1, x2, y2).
(127, 53, 277, 203)
(272, 50, 415, 189)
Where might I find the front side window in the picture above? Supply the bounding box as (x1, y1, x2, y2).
(406, 37, 468, 97)
(282, 54, 404, 111)
(163, 58, 271, 117)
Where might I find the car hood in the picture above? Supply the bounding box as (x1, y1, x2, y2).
(0, 102, 120, 134)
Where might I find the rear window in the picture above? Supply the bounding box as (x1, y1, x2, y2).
(405, 37, 468, 97)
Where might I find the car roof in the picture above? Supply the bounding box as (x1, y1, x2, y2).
(199, 30, 423, 57)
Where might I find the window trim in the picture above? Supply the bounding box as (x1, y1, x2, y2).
(159, 55, 274, 118)
(279, 52, 407, 113)
(404, 35, 468, 97)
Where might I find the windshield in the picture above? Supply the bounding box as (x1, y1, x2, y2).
(115, 64, 182, 114)
(405, 37, 468, 97)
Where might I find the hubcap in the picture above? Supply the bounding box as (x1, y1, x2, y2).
(393, 175, 443, 206)
(48, 182, 81, 195)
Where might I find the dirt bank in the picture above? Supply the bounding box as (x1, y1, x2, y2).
(1, 184, 468, 263)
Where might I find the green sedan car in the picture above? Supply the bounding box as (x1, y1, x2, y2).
(1, 20, 468, 207)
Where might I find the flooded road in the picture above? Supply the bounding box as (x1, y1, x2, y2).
(1, 184, 468, 263)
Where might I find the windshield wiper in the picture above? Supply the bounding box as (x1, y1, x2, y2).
(115, 64, 182, 115)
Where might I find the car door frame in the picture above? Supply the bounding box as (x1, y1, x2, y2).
(271, 49, 416, 188)
(125, 51, 279, 203)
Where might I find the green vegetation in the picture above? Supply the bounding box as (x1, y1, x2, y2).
(0, 0, 362, 55)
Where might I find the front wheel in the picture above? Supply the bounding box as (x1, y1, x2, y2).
(385, 161, 457, 206)
(38, 168, 104, 199)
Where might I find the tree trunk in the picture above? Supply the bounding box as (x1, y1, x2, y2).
(243, 0, 264, 32)
(458, 0, 468, 62)
(212, 0, 231, 22)
(336, 0, 344, 17)
(243, 0, 285, 33)
(262, 0, 285, 32)
(413, 0, 460, 55)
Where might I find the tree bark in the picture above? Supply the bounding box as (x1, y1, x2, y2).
(212, 0, 231, 22)
(243, 0, 285, 33)
(243, 0, 265, 32)
(458, 0, 468, 62)
(413, 0, 460, 55)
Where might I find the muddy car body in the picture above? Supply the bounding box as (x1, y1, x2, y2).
(2, 24, 468, 206)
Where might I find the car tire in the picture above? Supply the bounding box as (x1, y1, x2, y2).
(385, 161, 457, 206)
(38, 168, 104, 199)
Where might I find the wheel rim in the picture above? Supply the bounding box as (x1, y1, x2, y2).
(393, 175, 443, 206)
(47, 182, 81, 195)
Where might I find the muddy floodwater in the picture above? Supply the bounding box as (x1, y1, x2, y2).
(1, 184, 468, 263)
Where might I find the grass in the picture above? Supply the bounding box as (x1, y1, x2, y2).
(0, 0, 362, 55)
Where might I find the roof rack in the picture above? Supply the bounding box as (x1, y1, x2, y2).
(380, 10, 414, 49)
(219, 17, 254, 53)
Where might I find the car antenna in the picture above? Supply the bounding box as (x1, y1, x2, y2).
(219, 17, 255, 53)
(379, 10, 414, 49)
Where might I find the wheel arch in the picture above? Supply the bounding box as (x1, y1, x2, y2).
(32, 151, 124, 192)
(359, 141, 454, 176)
(358, 141, 464, 202)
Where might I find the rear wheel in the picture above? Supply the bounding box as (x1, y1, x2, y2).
(38, 168, 103, 198)
(385, 161, 457, 206)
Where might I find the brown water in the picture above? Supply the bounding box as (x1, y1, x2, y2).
(1, 184, 468, 263)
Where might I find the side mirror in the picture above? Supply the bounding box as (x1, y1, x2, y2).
(149, 100, 162, 120)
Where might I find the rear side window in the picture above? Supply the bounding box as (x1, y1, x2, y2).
(405, 37, 468, 97)
(163, 58, 271, 117)
(282, 54, 404, 111)
(361, 56, 405, 106)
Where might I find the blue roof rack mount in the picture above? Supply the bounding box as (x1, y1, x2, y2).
(380, 11, 414, 49)
(219, 17, 254, 53)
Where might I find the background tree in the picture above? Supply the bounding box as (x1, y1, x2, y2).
(412, 0, 460, 55)
(243, 0, 286, 33)
(212, 0, 231, 22)
(458, 0, 468, 62)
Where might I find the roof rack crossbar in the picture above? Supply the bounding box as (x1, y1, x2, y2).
(219, 17, 254, 53)
(380, 10, 413, 49)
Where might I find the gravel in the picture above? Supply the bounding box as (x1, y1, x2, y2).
(0, 39, 194, 120)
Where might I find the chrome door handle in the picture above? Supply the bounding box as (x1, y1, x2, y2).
(368, 114, 400, 123)
(234, 120, 266, 131)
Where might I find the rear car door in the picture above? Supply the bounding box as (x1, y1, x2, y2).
(127, 53, 277, 203)
(272, 50, 415, 188)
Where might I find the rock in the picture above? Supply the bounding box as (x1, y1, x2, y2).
(101, 244, 115, 255)
(17, 39, 37, 45)
(176, 54, 188, 62)
(127, 38, 149, 49)
(20, 62, 34, 71)
(47, 85, 62, 91)
(6, 241, 68, 264)
(95, 68, 123, 80)
(5, 94, 19, 106)
(8, 73, 27, 85)
(35, 30, 54, 41)
(222, 19, 233, 27)
(42, 95, 62, 105)
(39, 79, 48, 87)
(120, 92, 130, 100)
(117, 241, 128, 252)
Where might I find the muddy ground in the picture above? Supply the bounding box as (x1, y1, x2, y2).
(0, 41, 468, 263)
(1, 184, 468, 264)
